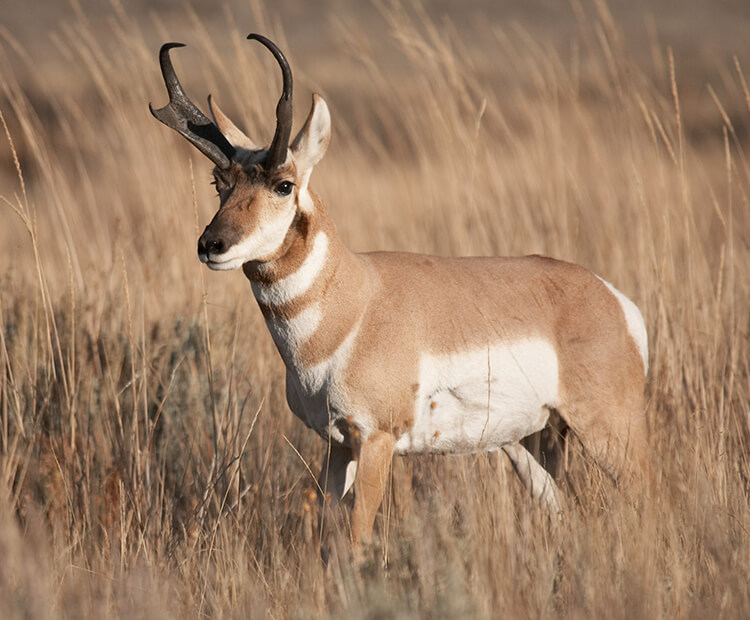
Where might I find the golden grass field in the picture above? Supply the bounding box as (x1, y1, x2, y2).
(1, 0, 749, 617)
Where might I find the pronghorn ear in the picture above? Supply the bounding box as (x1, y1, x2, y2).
(291, 94, 331, 177)
(208, 95, 259, 150)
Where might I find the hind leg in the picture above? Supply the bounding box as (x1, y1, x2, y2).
(502, 442, 562, 516)
(567, 403, 650, 485)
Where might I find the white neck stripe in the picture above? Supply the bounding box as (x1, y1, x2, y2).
(251, 232, 329, 306)
(265, 303, 323, 366)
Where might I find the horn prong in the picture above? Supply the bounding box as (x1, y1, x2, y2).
(208, 94, 258, 150)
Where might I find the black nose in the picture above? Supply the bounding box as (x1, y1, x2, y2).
(198, 235, 225, 256)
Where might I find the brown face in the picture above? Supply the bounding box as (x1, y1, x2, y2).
(195, 90, 332, 271)
(197, 155, 300, 270)
(151, 36, 331, 271)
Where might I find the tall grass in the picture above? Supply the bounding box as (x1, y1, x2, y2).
(0, 2, 748, 617)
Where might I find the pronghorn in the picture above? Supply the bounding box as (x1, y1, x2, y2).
(151, 34, 649, 547)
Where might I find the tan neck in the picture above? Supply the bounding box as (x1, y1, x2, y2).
(243, 190, 372, 370)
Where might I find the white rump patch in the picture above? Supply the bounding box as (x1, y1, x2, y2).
(206, 205, 296, 269)
(596, 277, 649, 375)
(395, 338, 559, 454)
(251, 232, 329, 306)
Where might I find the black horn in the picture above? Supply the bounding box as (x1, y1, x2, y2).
(247, 34, 293, 171)
(149, 43, 236, 169)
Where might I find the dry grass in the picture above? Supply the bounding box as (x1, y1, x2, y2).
(1, 1, 749, 617)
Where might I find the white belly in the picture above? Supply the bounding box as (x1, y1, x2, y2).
(394, 338, 559, 454)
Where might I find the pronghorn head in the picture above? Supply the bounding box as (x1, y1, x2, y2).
(150, 34, 331, 270)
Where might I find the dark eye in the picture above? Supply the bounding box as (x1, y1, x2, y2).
(275, 180, 294, 196)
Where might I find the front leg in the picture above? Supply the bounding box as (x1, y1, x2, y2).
(351, 430, 396, 548)
(315, 444, 356, 560)
(318, 443, 357, 503)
